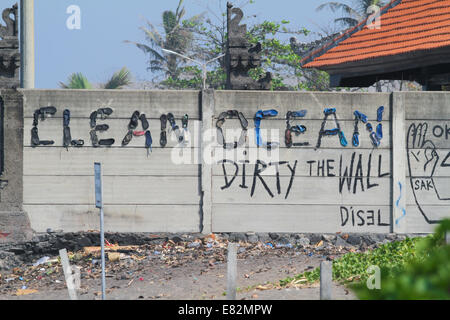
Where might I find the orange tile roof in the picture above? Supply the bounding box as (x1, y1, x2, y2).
(302, 0, 450, 68)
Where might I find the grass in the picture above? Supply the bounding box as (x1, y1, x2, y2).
(279, 237, 425, 288)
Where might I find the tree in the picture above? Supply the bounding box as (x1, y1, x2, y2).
(59, 67, 131, 89)
(316, 0, 386, 28)
(125, 0, 201, 81)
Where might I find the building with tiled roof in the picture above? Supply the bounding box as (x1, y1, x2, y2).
(301, 0, 450, 90)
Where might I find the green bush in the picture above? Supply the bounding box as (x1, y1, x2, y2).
(351, 219, 450, 300)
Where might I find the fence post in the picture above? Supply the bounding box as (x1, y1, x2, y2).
(226, 242, 237, 300)
(200, 89, 214, 234)
(392, 92, 407, 234)
(320, 261, 332, 300)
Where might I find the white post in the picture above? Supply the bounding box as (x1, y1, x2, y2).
(320, 261, 332, 300)
(226, 243, 237, 300)
(20, 0, 35, 88)
(59, 249, 79, 300)
(94, 163, 106, 300)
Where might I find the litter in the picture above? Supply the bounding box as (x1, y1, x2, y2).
(33, 256, 50, 267)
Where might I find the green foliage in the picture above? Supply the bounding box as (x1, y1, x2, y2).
(59, 67, 131, 90)
(279, 237, 422, 287)
(103, 67, 132, 89)
(317, 0, 387, 28)
(352, 220, 450, 300)
(59, 73, 93, 89)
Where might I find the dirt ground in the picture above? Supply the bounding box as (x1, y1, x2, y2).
(0, 236, 357, 300)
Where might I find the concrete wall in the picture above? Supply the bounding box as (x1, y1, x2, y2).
(0, 89, 448, 237)
(0, 89, 33, 243)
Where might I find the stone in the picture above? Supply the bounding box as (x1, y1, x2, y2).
(170, 236, 183, 243)
(269, 233, 279, 240)
(308, 234, 322, 244)
(346, 235, 362, 246)
(246, 233, 258, 243)
(296, 237, 310, 247)
(322, 234, 336, 242)
(334, 236, 350, 248)
(77, 237, 92, 247)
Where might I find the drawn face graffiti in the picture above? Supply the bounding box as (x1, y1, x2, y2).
(407, 122, 450, 224)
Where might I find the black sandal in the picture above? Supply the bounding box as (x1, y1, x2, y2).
(90, 130, 99, 147)
(140, 114, 149, 131)
(122, 129, 133, 146)
(90, 111, 98, 129)
(128, 111, 140, 130)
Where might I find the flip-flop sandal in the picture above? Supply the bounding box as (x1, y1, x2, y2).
(122, 129, 133, 146)
(33, 110, 40, 127)
(288, 110, 307, 118)
(377, 106, 384, 122)
(370, 132, 380, 147)
(140, 114, 149, 131)
(98, 108, 113, 120)
(182, 114, 189, 129)
(39, 140, 55, 146)
(238, 112, 248, 129)
(63, 126, 72, 149)
(291, 125, 306, 135)
(160, 114, 168, 130)
(90, 111, 98, 129)
(352, 132, 360, 147)
(90, 130, 99, 147)
(99, 139, 115, 147)
(133, 131, 146, 137)
(63, 109, 70, 127)
(95, 124, 109, 132)
(31, 127, 40, 147)
(285, 129, 293, 148)
(160, 131, 167, 148)
(39, 106, 57, 120)
(339, 131, 348, 147)
(71, 140, 84, 147)
(323, 128, 339, 136)
(366, 123, 373, 132)
(376, 123, 383, 140)
(324, 108, 336, 116)
(216, 112, 227, 128)
(128, 111, 140, 130)
(145, 130, 153, 157)
(354, 110, 368, 123)
(167, 113, 177, 131)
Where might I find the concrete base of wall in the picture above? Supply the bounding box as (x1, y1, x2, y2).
(0, 211, 33, 244)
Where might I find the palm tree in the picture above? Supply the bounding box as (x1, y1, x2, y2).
(125, 0, 201, 79)
(59, 67, 131, 89)
(317, 0, 386, 28)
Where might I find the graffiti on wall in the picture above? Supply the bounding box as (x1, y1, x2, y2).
(217, 106, 392, 229)
(407, 122, 450, 224)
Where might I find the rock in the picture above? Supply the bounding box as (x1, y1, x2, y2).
(230, 233, 246, 242)
(277, 237, 291, 245)
(296, 237, 310, 247)
(346, 235, 362, 246)
(246, 233, 258, 243)
(256, 233, 270, 243)
(322, 234, 336, 242)
(170, 236, 183, 243)
(78, 237, 92, 247)
(269, 233, 279, 240)
(308, 234, 322, 244)
(334, 236, 350, 248)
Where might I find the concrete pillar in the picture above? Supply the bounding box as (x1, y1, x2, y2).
(200, 89, 214, 234)
(320, 261, 332, 300)
(20, 0, 35, 89)
(392, 92, 407, 233)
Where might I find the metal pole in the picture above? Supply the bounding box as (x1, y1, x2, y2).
(20, 0, 35, 88)
(100, 206, 106, 300)
(226, 243, 237, 300)
(320, 261, 332, 300)
(94, 163, 106, 300)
